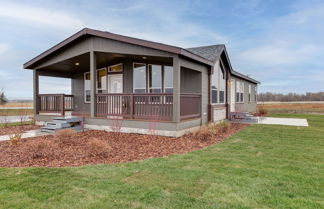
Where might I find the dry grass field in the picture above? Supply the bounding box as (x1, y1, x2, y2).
(259, 102, 324, 114)
(0, 102, 33, 108)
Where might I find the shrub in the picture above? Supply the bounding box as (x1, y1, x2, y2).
(193, 124, 218, 141)
(9, 131, 23, 146)
(55, 128, 77, 145)
(87, 137, 112, 157)
(29, 140, 58, 159)
(257, 105, 268, 116)
(217, 121, 231, 134)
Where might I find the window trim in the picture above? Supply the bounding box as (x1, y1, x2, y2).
(84, 72, 91, 103)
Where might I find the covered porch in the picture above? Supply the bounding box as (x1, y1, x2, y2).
(33, 52, 202, 122)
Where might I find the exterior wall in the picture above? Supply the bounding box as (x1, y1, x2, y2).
(230, 75, 257, 113)
(210, 60, 228, 122)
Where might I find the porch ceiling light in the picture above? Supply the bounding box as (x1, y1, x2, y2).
(142, 56, 147, 59)
(75, 62, 80, 66)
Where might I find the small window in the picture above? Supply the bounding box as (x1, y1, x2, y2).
(108, 63, 123, 72)
(212, 85, 218, 103)
(97, 68, 107, 93)
(236, 81, 244, 103)
(84, 72, 91, 103)
(248, 85, 251, 102)
(219, 90, 225, 103)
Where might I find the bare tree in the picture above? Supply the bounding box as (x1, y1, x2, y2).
(0, 90, 8, 105)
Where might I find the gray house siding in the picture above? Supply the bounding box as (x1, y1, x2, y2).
(231, 75, 257, 112)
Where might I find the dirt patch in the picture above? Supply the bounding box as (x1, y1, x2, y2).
(0, 123, 248, 168)
(0, 124, 40, 136)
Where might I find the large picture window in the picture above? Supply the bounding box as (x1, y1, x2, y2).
(133, 63, 146, 93)
(84, 72, 91, 103)
(148, 64, 162, 93)
(133, 63, 173, 93)
(164, 66, 173, 93)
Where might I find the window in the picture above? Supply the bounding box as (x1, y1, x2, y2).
(248, 85, 251, 102)
(97, 68, 107, 93)
(148, 64, 162, 93)
(211, 62, 226, 104)
(84, 72, 91, 103)
(211, 70, 218, 103)
(236, 81, 244, 103)
(133, 63, 146, 93)
(164, 66, 173, 93)
(212, 85, 218, 103)
(219, 63, 225, 103)
(108, 63, 123, 72)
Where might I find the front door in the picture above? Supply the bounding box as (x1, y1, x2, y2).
(108, 74, 123, 93)
(230, 79, 235, 112)
(107, 74, 123, 117)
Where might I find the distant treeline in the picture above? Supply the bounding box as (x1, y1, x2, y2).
(258, 92, 324, 102)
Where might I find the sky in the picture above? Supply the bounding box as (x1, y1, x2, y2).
(0, 0, 323, 99)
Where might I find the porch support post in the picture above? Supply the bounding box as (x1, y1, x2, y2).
(90, 50, 97, 117)
(33, 70, 39, 116)
(172, 55, 181, 122)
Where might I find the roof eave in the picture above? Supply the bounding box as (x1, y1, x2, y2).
(23, 28, 214, 69)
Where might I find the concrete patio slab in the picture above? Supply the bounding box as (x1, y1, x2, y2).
(0, 129, 51, 142)
(257, 117, 309, 127)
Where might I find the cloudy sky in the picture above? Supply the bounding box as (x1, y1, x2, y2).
(0, 0, 323, 99)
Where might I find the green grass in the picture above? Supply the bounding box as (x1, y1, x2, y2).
(0, 109, 33, 116)
(0, 114, 323, 209)
(0, 121, 34, 128)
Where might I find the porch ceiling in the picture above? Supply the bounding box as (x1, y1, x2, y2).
(37, 52, 173, 76)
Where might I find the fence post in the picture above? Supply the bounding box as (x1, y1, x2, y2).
(61, 94, 65, 116)
(131, 94, 134, 119)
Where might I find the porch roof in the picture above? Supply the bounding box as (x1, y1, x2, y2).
(23, 28, 214, 70)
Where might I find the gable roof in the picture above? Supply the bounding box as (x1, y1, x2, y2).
(186, 45, 225, 62)
(186, 45, 260, 84)
(23, 28, 213, 69)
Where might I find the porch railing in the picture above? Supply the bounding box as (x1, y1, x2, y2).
(37, 94, 73, 115)
(96, 93, 173, 121)
(96, 93, 201, 121)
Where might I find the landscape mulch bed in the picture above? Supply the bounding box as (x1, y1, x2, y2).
(0, 123, 248, 168)
(0, 124, 40, 136)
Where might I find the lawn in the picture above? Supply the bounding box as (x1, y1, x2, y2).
(0, 114, 323, 209)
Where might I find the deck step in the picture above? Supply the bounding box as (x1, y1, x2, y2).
(41, 117, 84, 133)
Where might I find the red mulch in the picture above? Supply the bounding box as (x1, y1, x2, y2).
(0, 124, 41, 136)
(0, 123, 248, 168)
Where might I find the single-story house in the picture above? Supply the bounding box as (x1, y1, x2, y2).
(24, 28, 259, 137)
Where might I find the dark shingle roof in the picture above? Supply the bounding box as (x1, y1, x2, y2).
(185, 45, 225, 62)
